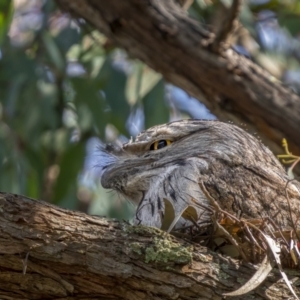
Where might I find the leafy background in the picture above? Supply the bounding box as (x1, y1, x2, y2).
(0, 0, 300, 221)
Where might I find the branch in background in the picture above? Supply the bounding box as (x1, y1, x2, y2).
(176, 0, 194, 10)
(55, 0, 300, 161)
(210, 0, 242, 53)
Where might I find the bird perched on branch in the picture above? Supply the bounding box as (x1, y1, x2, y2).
(100, 119, 300, 297)
(100, 120, 300, 233)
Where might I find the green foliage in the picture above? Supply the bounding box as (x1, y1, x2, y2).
(72, 77, 107, 136)
(97, 57, 130, 134)
(53, 142, 85, 204)
(143, 79, 169, 129)
(249, 0, 300, 37)
(0, 0, 13, 44)
(0, 1, 171, 217)
(278, 12, 300, 37)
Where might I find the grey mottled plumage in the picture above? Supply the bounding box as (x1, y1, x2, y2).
(100, 120, 300, 230)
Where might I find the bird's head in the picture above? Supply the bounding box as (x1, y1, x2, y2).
(99, 119, 283, 206)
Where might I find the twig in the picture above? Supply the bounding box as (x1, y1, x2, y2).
(176, 0, 194, 11)
(199, 182, 248, 260)
(213, 215, 249, 262)
(266, 217, 289, 247)
(199, 182, 242, 223)
(243, 223, 264, 252)
(198, 182, 222, 211)
(210, 0, 242, 53)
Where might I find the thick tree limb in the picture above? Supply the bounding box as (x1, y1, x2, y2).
(0, 192, 300, 299)
(55, 0, 300, 157)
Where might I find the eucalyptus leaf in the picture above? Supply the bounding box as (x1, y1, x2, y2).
(143, 79, 169, 129)
(278, 12, 300, 36)
(55, 26, 81, 55)
(53, 142, 85, 204)
(97, 56, 130, 135)
(42, 31, 65, 73)
(0, 0, 13, 45)
(72, 77, 107, 137)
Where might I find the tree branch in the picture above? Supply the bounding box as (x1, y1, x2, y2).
(210, 0, 242, 53)
(55, 0, 300, 157)
(0, 192, 299, 299)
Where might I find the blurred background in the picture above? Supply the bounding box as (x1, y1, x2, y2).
(0, 0, 300, 221)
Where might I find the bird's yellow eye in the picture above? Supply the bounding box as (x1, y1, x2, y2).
(150, 140, 172, 150)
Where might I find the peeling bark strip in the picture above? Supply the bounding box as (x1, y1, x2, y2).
(0, 192, 299, 299)
(55, 0, 300, 157)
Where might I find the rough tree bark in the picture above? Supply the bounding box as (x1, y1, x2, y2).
(0, 192, 300, 300)
(55, 0, 300, 157)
